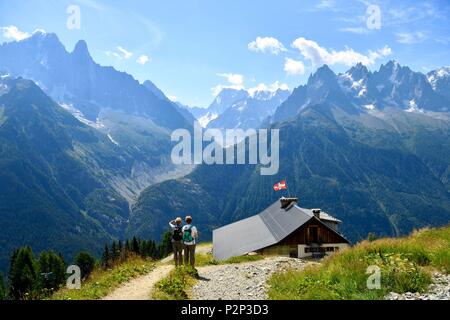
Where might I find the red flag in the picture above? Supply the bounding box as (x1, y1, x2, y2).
(273, 180, 287, 191)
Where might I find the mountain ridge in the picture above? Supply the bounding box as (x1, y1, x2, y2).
(0, 31, 193, 130)
(274, 60, 450, 123)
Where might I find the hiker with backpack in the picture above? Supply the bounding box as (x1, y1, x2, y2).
(182, 216, 198, 267)
(169, 217, 184, 267)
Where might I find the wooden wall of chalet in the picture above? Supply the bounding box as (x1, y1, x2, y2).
(278, 218, 349, 245)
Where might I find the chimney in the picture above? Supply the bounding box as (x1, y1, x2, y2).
(280, 197, 298, 209)
(312, 208, 321, 219)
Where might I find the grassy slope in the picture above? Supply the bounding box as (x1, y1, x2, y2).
(51, 257, 156, 300)
(268, 225, 450, 300)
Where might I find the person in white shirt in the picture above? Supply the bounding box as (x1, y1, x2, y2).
(182, 215, 198, 267)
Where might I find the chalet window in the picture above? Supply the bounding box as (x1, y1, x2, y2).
(305, 247, 326, 253)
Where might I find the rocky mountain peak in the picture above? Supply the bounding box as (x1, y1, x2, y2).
(347, 62, 370, 80)
(72, 40, 91, 58)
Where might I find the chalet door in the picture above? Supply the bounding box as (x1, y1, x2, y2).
(308, 226, 318, 243)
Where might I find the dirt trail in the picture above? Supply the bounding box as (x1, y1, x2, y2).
(102, 264, 173, 300)
(103, 244, 212, 300)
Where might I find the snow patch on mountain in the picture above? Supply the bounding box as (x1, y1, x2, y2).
(198, 112, 218, 127)
(60, 103, 105, 129)
(338, 72, 367, 98)
(231, 99, 250, 112)
(364, 104, 376, 111)
(405, 100, 424, 113)
(107, 133, 119, 146)
(337, 74, 353, 93)
(0, 83, 8, 96)
(427, 67, 450, 89)
(358, 87, 367, 97)
(389, 61, 400, 84)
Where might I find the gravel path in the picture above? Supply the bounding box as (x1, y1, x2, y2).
(386, 273, 450, 300)
(190, 257, 314, 300)
(102, 264, 174, 300)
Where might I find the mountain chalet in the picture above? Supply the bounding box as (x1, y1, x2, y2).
(213, 197, 350, 260)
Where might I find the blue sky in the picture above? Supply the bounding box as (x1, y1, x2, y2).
(0, 0, 449, 107)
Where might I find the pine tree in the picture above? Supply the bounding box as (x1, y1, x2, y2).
(101, 244, 110, 268)
(8, 246, 37, 300)
(111, 241, 117, 262)
(118, 240, 124, 261)
(149, 240, 157, 258)
(74, 252, 96, 279)
(158, 231, 173, 258)
(37, 251, 66, 294)
(132, 237, 140, 254)
(8, 249, 18, 278)
(154, 241, 160, 259)
(144, 241, 152, 258)
(123, 239, 131, 260)
(139, 240, 147, 257)
(49, 252, 66, 289)
(0, 272, 6, 300)
(367, 232, 378, 242)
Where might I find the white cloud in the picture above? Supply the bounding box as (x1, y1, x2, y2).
(248, 36, 286, 55)
(368, 45, 392, 60)
(217, 73, 244, 86)
(291, 37, 392, 66)
(105, 46, 134, 60)
(212, 73, 245, 96)
(310, 0, 342, 12)
(385, 3, 447, 27)
(1, 25, 30, 41)
(212, 73, 289, 97)
(396, 32, 426, 44)
(284, 58, 305, 75)
(137, 55, 150, 65)
(317, 0, 335, 9)
(105, 51, 122, 59)
(33, 29, 47, 35)
(167, 95, 177, 102)
(339, 27, 371, 34)
(247, 81, 289, 96)
(117, 46, 133, 59)
(434, 36, 450, 45)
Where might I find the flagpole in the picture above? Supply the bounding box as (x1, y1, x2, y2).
(285, 177, 291, 198)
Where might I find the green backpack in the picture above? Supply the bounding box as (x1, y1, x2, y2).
(183, 226, 194, 242)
